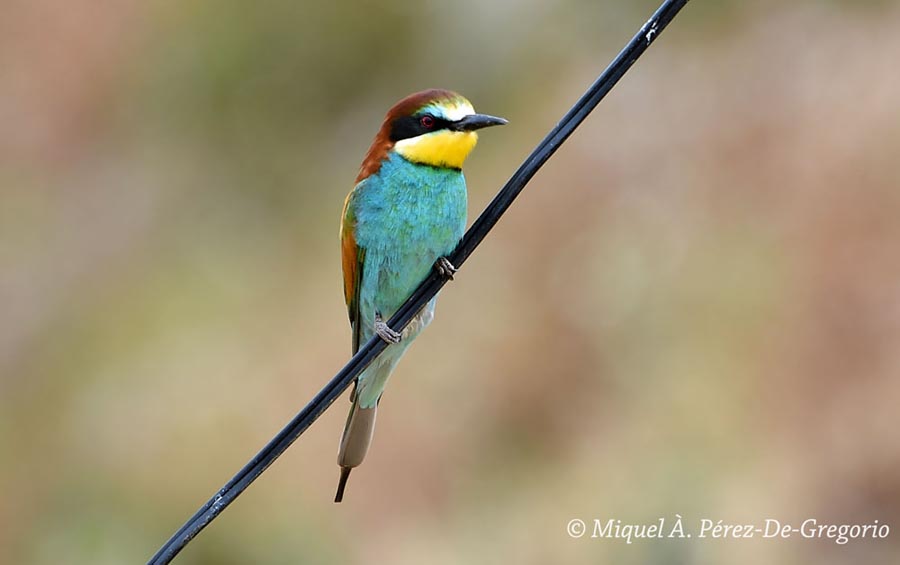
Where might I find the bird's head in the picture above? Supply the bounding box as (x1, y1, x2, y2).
(357, 89, 507, 181)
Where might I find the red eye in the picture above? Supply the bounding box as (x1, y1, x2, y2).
(420, 115, 435, 128)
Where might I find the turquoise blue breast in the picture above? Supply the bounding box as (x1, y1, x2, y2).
(351, 151, 467, 341)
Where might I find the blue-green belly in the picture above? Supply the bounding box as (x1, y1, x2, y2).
(350, 152, 467, 406)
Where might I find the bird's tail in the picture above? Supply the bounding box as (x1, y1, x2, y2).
(334, 392, 377, 502)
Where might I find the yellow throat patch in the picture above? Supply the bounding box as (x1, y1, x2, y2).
(394, 130, 479, 170)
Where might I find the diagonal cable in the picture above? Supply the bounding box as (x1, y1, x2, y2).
(148, 1, 690, 562)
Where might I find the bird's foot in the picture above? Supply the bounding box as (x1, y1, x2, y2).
(374, 312, 401, 344)
(434, 256, 458, 281)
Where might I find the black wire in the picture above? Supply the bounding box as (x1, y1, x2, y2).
(147, 1, 690, 562)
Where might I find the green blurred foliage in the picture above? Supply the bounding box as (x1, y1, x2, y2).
(2, 0, 899, 564)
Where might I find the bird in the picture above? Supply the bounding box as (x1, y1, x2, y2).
(335, 89, 506, 502)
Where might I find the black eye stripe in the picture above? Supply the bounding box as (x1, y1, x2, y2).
(389, 114, 452, 142)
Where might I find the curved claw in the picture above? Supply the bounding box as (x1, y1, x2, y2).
(374, 313, 401, 344)
(435, 256, 458, 281)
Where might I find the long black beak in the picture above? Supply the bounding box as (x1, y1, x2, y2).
(452, 113, 508, 131)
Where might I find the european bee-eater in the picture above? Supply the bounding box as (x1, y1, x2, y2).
(335, 89, 506, 502)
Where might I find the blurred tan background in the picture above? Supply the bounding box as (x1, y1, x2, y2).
(2, 0, 900, 563)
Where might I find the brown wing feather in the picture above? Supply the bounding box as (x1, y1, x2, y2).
(340, 190, 364, 354)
